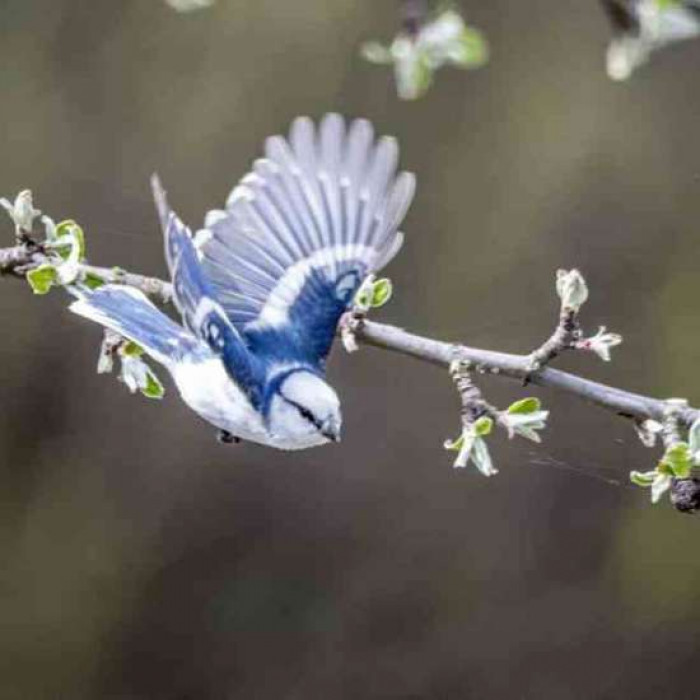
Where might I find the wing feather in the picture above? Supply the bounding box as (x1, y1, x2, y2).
(196, 114, 416, 365)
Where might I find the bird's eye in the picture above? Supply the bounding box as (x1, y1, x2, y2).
(298, 406, 316, 424)
(282, 395, 322, 430)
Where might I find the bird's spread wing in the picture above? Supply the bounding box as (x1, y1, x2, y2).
(152, 177, 263, 399)
(69, 284, 207, 367)
(196, 113, 415, 367)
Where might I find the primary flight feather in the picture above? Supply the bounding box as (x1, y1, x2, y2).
(70, 114, 415, 450)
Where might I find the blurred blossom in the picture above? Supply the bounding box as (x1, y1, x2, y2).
(164, 0, 216, 12)
(602, 0, 700, 81)
(361, 8, 487, 100)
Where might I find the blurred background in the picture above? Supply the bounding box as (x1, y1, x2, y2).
(1, 1, 700, 698)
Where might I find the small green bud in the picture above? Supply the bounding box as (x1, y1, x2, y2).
(507, 397, 541, 415)
(660, 442, 692, 479)
(370, 278, 393, 308)
(630, 470, 657, 487)
(474, 415, 493, 437)
(26, 264, 57, 295)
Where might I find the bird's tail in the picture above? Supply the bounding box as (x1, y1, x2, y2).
(69, 284, 202, 367)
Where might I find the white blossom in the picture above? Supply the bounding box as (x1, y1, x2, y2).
(444, 427, 497, 476)
(54, 230, 82, 285)
(577, 326, 623, 362)
(630, 468, 673, 503)
(164, 0, 215, 12)
(605, 0, 700, 81)
(361, 8, 487, 100)
(634, 419, 664, 448)
(0, 190, 41, 233)
(120, 355, 151, 394)
(500, 410, 550, 443)
(651, 472, 673, 504)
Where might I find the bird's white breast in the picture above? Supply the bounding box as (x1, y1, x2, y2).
(170, 358, 331, 450)
(171, 357, 269, 444)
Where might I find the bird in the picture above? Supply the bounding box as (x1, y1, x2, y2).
(69, 114, 416, 450)
(601, 0, 700, 80)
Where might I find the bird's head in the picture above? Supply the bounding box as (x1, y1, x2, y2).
(268, 370, 342, 449)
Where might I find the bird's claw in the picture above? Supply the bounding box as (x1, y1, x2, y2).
(217, 430, 241, 444)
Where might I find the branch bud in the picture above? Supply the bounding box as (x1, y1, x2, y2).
(556, 269, 589, 312)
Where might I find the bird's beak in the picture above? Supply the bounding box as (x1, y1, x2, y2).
(321, 418, 341, 443)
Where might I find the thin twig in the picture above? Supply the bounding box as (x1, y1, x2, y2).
(527, 308, 581, 371)
(356, 320, 700, 428)
(0, 244, 173, 302)
(82, 264, 173, 303)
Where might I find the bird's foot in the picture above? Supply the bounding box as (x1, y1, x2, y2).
(217, 430, 242, 444)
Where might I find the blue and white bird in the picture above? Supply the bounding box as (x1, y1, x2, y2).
(70, 114, 415, 450)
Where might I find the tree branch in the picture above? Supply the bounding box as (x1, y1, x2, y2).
(2, 241, 697, 427)
(82, 263, 173, 303)
(0, 243, 173, 303)
(356, 320, 699, 428)
(3, 236, 700, 510)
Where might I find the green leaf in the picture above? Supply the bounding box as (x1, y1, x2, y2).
(657, 461, 675, 477)
(84, 272, 105, 290)
(121, 341, 144, 358)
(630, 470, 656, 487)
(26, 264, 57, 295)
(141, 370, 164, 400)
(507, 397, 541, 415)
(444, 434, 465, 452)
(452, 28, 488, 67)
(474, 416, 493, 437)
(355, 289, 372, 309)
(370, 278, 393, 308)
(55, 220, 86, 260)
(661, 442, 692, 478)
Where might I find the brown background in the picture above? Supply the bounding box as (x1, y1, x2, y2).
(1, 1, 700, 698)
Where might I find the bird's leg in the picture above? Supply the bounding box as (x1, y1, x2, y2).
(217, 429, 241, 444)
